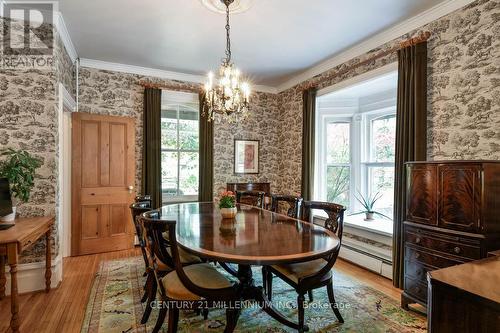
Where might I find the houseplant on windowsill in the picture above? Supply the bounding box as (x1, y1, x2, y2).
(0, 148, 42, 222)
(219, 190, 237, 219)
(350, 191, 391, 221)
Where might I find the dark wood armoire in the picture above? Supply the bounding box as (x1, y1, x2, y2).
(402, 161, 500, 309)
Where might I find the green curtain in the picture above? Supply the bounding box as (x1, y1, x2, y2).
(301, 87, 317, 201)
(142, 88, 162, 209)
(393, 42, 428, 288)
(198, 92, 214, 202)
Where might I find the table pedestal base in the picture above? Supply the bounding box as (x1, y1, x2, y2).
(236, 264, 308, 332)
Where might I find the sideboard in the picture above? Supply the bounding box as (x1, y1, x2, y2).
(402, 161, 500, 309)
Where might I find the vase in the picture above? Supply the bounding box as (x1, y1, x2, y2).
(220, 207, 237, 219)
(0, 206, 16, 223)
(364, 212, 374, 221)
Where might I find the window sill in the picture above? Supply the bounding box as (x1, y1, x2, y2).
(344, 214, 393, 237)
(313, 213, 393, 237)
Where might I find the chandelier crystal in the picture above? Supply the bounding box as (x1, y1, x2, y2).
(203, 0, 250, 122)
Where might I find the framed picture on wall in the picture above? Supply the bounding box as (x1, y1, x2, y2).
(234, 139, 259, 174)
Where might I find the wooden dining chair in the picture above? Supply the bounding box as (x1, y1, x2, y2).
(262, 195, 304, 291)
(135, 194, 152, 207)
(236, 190, 265, 209)
(265, 201, 346, 333)
(141, 210, 241, 333)
(270, 195, 303, 219)
(130, 201, 153, 276)
(129, 202, 202, 324)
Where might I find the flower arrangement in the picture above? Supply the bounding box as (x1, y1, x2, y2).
(219, 191, 236, 209)
(219, 190, 237, 219)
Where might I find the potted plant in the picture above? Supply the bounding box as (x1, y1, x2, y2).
(219, 190, 237, 219)
(351, 191, 391, 221)
(0, 148, 42, 222)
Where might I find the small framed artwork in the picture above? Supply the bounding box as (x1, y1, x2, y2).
(234, 139, 259, 174)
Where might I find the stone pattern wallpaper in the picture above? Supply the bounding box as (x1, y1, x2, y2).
(276, 0, 500, 195)
(78, 68, 281, 198)
(0, 18, 75, 262)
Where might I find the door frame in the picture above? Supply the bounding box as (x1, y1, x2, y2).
(58, 83, 77, 258)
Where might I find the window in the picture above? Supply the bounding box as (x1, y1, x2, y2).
(326, 122, 350, 208)
(315, 69, 397, 224)
(161, 91, 199, 203)
(364, 114, 396, 219)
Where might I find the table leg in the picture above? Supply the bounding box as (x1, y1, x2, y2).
(45, 230, 52, 292)
(0, 254, 5, 299)
(8, 244, 19, 333)
(236, 264, 306, 331)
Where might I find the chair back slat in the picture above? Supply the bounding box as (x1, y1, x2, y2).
(270, 195, 303, 219)
(302, 201, 345, 241)
(236, 190, 265, 209)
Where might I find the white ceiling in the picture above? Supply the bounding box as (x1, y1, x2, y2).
(59, 0, 448, 87)
(319, 71, 398, 101)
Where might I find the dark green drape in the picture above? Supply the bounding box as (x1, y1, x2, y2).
(142, 88, 162, 209)
(393, 42, 428, 288)
(198, 93, 214, 202)
(301, 87, 317, 201)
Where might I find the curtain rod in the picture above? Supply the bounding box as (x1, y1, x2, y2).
(139, 81, 202, 93)
(304, 31, 431, 91)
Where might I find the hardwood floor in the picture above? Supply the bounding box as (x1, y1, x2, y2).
(0, 249, 402, 333)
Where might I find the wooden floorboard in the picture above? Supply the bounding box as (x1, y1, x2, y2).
(0, 249, 402, 333)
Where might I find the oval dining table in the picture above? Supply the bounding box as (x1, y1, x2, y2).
(159, 202, 340, 330)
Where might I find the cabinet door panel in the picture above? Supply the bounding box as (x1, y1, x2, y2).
(438, 164, 481, 232)
(406, 164, 437, 226)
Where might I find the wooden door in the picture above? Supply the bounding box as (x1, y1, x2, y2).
(406, 164, 438, 226)
(437, 164, 482, 233)
(71, 113, 136, 255)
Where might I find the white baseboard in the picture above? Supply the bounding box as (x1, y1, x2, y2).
(4, 255, 63, 295)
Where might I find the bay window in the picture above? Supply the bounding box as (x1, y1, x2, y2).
(315, 70, 397, 225)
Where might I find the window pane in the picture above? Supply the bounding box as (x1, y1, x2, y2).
(179, 152, 199, 196)
(369, 166, 394, 219)
(179, 108, 199, 150)
(161, 109, 177, 150)
(161, 151, 178, 197)
(327, 166, 350, 208)
(371, 115, 396, 162)
(327, 122, 350, 164)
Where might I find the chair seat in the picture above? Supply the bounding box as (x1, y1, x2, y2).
(162, 263, 233, 301)
(270, 258, 330, 284)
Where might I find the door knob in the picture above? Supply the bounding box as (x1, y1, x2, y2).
(128, 185, 134, 193)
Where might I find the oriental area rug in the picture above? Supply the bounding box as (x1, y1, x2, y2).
(81, 257, 426, 333)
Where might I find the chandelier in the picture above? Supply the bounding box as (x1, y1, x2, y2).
(203, 0, 250, 122)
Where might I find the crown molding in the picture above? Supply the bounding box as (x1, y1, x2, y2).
(54, 12, 78, 63)
(276, 0, 475, 92)
(79, 58, 277, 94)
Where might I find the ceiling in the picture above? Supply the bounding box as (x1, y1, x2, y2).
(319, 71, 398, 101)
(59, 0, 448, 87)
